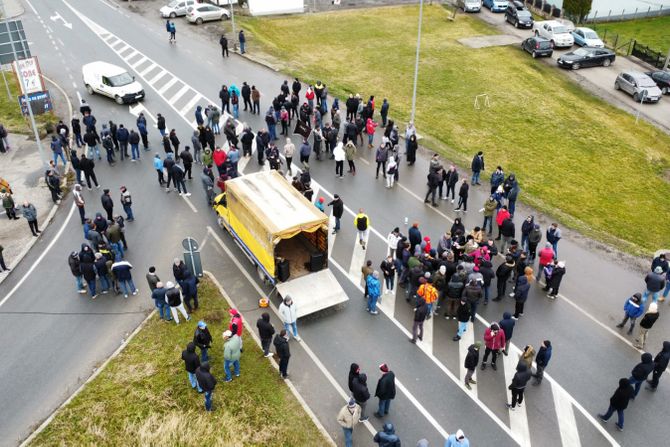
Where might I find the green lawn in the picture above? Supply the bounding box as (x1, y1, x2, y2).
(29, 277, 329, 447)
(594, 16, 670, 53)
(238, 5, 670, 253)
(0, 70, 58, 135)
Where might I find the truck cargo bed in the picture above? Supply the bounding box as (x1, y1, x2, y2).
(275, 269, 349, 318)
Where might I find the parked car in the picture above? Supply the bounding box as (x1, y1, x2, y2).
(160, 0, 197, 18)
(504, 1, 533, 28)
(614, 71, 663, 103)
(571, 27, 604, 47)
(555, 18, 575, 32)
(483, 0, 509, 13)
(521, 36, 553, 58)
(82, 62, 144, 104)
(533, 20, 574, 48)
(645, 70, 670, 95)
(186, 4, 230, 25)
(457, 0, 482, 12)
(557, 47, 615, 69)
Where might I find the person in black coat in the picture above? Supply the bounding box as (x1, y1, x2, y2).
(80, 154, 99, 190)
(513, 276, 530, 319)
(181, 342, 202, 392)
(193, 321, 212, 363)
(506, 363, 532, 410)
(464, 342, 481, 389)
(410, 296, 429, 343)
(455, 179, 469, 211)
(547, 261, 566, 298)
(453, 298, 471, 341)
(647, 341, 670, 390)
(256, 312, 275, 357)
(424, 170, 441, 207)
(479, 260, 495, 304)
(499, 312, 515, 355)
(352, 372, 371, 421)
(195, 362, 216, 411)
(348, 363, 360, 392)
(274, 329, 290, 378)
(374, 363, 396, 417)
(101, 189, 114, 220)
(493, 256, 515, 301)
(471, 151, 484, 185)
(629, 352, 654, 397)
(79, 247, 97, 298)
(327, 194, 344, 234)
(598, 378, 634, 431)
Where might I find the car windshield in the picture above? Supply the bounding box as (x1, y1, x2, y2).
(108, 72, 134, 87)
(584, 31, 598, 39)
(553, 26, 568, 34)
(573, 48, 590, 56)
(168, 0, 179, 7)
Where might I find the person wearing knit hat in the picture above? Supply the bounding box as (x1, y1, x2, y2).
(374, 363, 396, 417)
(547, 260, 566, 299)
(643, 265, 667, 303)
(194, 321, 212, 363)
(463, 342, 481, 390)
(445, 428, 470, 446)
(315, 196, 325, 212)
(635, 302, 659, 349)
(337, 398, 361, 447)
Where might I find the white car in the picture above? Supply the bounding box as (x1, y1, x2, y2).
(160, 0, 197, 18)
(186, 4, 230, 25)
(82, 62, 144, 105)
(457, 0, 482, 12)
(533, 20, 574, 48)
(572, 27, 604, 48)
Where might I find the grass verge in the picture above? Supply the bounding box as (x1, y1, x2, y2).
(0, 70, 58, 136)
(29, 277, 329, 447)
(593, 16, 670, 54)
(237, 5, 670, 254)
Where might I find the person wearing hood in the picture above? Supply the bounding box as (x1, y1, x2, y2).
(79, 244, 98, 298)
(274, 329, 291, 378)
(533, 340, 552, 384)
(181, 342, 202, 393)
(333, 141, 345, 177)
(598, 378, 634, 431)
(337, 398, 362, 447)
(453, 298, 471, 342)
(493, 256, 515, 301)
(222, 330, 242, 382)
(367, 271, 382, 315)
(352, 372, 371, 421)
(445, 429, 469, 447)
(647, 341, 670, 391)
(410, 295, 429, 343)
(111, 259, 137, 298)
(499, 312, 516, 355)
(521, 216, 534, 252)
(504, 173, 520, 216)
(463, 342, 481, 390)
(68, 251, 87, 294)
(528, 224, 542, 261)
(373, 422, 400, 447)
(643, 266, 666, 304)
(616, 293, 645, 335)
(374, 363, 396, 417)
(50, 135, 66, 166)
(463, 278, 482, 323)
(165, 281, 190, 324)
(547, 261, 566, 299)
(94, 252, 111, 295)
(506, 362, 531, 410)
(195, 362, 217, 411)
(194, 321, 212, 363)
(348, 363, 361, 393)
(629, 352, 655, 396)
(482, 323, 506, 371)
(278, 295, 300, 341)
(512, 276, 530, 319)
(381, 255, 397, 295)
(256, 312, 275, 358)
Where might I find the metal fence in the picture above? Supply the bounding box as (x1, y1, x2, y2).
(631, 41, 667, 69)
(588, 5, 670, 23)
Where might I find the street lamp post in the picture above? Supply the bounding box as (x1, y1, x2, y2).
(229, 0, 236, 51)
(0, 0, 47, 166)
(410, 0, 424, 124)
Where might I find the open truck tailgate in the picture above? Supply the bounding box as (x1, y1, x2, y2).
(275, 269, 349, 318)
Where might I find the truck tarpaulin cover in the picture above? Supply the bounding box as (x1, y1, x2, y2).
(225, 171, 328, 275)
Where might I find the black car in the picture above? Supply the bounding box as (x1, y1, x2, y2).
(645, 70, 670, 95)
(557, 47, 616, 70)
(505, 1, 534, 28)
(521, 37, 553, 58)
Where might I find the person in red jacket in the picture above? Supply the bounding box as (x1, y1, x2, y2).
(365, 118, 378, 148)
(212, 146, 227, 176)
(536, 242, 555, 281)
(229, 308, 243, 337)
(495, 206, 511, 241)
(482, 323, 506, 371)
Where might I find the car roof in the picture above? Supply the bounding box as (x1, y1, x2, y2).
(512, 0, 525, 8)
(537, 20, 563, 26)
(194, 3, 221, 9)
(82, 62, 127, 76)
(624, 71, 651, 79)
(530, 36, 551, 42)
(575, 27, 596, 33)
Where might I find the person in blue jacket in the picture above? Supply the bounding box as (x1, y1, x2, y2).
(445, 429, 469, 447)
(373, 422, 400, 447)
(616, 293, 645, 335)
(532, 340, 552, 384)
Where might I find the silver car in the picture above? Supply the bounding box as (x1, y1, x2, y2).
(614, 71, 663, 103)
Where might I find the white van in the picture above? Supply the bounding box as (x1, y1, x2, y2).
(82, 61, 145, 105)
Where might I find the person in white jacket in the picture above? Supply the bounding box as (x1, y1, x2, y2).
(387, 227, 401, 258)
(278, 295, 300, 341)
(385, 156, 397, 188)
(333, 142, 345, 178)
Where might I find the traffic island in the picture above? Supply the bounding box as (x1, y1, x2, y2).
(24, 276, 331, 446)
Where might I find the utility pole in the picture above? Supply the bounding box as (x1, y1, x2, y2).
(229, 0, 236, 51)
(410, 0, 424, 124)
(0, 0, 47, 166)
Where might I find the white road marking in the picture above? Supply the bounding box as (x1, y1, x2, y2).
(205, 226, 377, 436)
(502, 351, 531, 446)
(139, 63, 157, 77)
(148, 69, 167, 85)
(347, 234, 368, 287)
(551, 381, 582, 447)
(76, 90, 83, 104)
(179, 94, 201, 116)
(158, 77, 178, 95)
(130, 56, 148, 69)
(168, 85, 191, 106)
(0, 204, 76, 308)
(328, 209, 336, 255)
(422, 310, 434, 353)
(395, 379, 450, 439)
(72, 81, 77, 88)
(96, 0, 118, 11)
(459, 322, 476, 396)
(181, 194, 198, 213)
(57, 38, 65, 46)
(25, 0, 38, 14)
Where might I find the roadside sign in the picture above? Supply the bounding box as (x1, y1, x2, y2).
(182, 237, 203, 277)
(0, 20, 30, 65)
(13, 56, 45, 95)
(18, 90, 52, 115)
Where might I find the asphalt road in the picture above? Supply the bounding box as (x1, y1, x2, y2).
(1, 0, 668, 446)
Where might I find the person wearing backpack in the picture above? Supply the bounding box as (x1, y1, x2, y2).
(354, 208, 370, 250)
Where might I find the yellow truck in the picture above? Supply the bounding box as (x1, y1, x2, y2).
(213, 171, 348, 316)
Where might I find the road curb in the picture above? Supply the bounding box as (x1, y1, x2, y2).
(0, 75, 74, 287)
(19, 309, 156, 447)
(204, 271, 337, 447)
